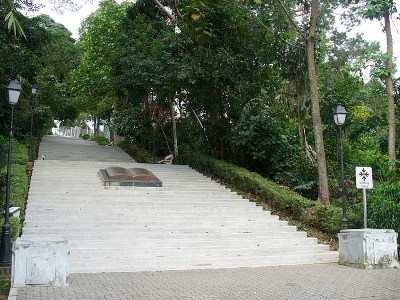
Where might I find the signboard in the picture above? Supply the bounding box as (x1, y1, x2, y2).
(356, 167, 373, 189)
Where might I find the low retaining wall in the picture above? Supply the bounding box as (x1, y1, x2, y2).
(338, 229, 399, 269)
(12, 236, 69, 287)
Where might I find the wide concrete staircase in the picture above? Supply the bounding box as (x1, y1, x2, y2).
(22, 136, 338, 273)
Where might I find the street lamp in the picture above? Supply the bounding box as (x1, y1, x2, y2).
(0, 79, 23, 267)
(29, 84, 38, 161)
(333, 104, 348, 231)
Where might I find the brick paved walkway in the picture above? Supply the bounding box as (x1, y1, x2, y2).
(11, 264, 400, 300)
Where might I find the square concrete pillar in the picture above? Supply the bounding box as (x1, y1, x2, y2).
(12, 236, 70, 287)
(338, 229, 399, 269)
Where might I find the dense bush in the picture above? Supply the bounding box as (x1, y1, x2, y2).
(118, 141, 156, 163)
(89, 136, 110, 145)
(112, 107, 144, 141)
(368, 183, 400, 233)
(0, 217, 20, 244)
(9, 165, 29, 213)
(0, 136, 7, 169)
(175, 153, 362, 234)
(0, 137, 29, 243)
(11, 140, 29, 166)
(232, 96, 320, 199)
(81, 134, 90, 140)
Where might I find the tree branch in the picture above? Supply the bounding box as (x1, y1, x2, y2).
(151, 0, 176, 22)
(275, 0, 306, 40)
(173, 0, 182, 19)
(236, 2, 296, 48)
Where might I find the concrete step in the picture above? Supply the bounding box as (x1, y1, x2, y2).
(23, 219, 287, 226)
(22, 225, 298, 235)
(25, 207, 265, 214)
(25, 205, 265, 213)
(27, 189, 239, 195)
(21, 136, 338, 274)
(24, 217, 279, 224)
(26, 202, 259, 209)
(22, 230, 308, 240)
(50, 237, 320, 249)
(69, 244, 331, 259)
(69, 252, 339, 273)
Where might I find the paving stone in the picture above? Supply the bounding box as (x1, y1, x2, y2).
(12, 265, 400, 300)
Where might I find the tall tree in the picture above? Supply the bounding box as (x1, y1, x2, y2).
(345, 0, 398, 165)
(306, 0, 330, 206)
(274, 0, 335, 205)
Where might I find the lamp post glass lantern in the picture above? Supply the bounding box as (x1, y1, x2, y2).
(32, 84, 37, 95)
(333, 104, 348, 230)
(333, 104, 347, 126)
(0, 79, 22, 267)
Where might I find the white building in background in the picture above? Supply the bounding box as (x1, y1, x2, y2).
(52, 119, 110, 140)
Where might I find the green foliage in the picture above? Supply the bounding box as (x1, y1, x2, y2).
(0, 139, 29, 212)
(118, 140, 156, 163)
(0, 217, 20, 244)
(81, 134, 90, 140)
(175, 153, 362, 234)
(9, 164, 28, 212)
(32, 14, 79, 123)
(89, 136, 109, 146)
(112, 108, 144, 141)
(368, 183, 400, 233)
(10, 139, 28, 166)
(0, 138, 28, 251)
(362, 0, 397, 20)
(232, 95, 319, 198)
(71, 0, 127, 116)
(0, 136, 7, 169)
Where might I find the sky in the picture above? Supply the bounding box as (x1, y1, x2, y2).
(32, 1, 399, 71)
(31, 1, 99, 38)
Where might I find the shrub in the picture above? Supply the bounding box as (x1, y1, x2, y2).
(89, 136, 109, 146)
(118, 141, 156, 163)
(0, 136, 7, 168)
(0, 217, 20, 244)
(368, 183, 400, 233)
(10, 140, 28, 166)
(9, 164, 29, 213)
(0, 140, 29, 235)
(81, 134, 90, 140)
(175, 153, 362, 234)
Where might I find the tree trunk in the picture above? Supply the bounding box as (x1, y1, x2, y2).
(93, 116, 98, 136)
(296, 79, 306, 151)
(107, 112, 113, 143)
(96, 117, 100, 137)
(307, 0, 330, 206)
(169, 93, 178, 157)
(384, 11, 396, 165)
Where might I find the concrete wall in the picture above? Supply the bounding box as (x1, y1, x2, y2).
(338, 229, 399, 269)
(12, 236, 69, 287)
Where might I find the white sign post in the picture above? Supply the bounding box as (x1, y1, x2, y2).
(355, 167, 373, 228)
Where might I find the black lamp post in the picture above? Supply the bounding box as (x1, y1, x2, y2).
(333, 104, 348, 231)
(151, 121, 156, 156)
(0, 79, 23, 267)
(29, 84, 37, 161)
